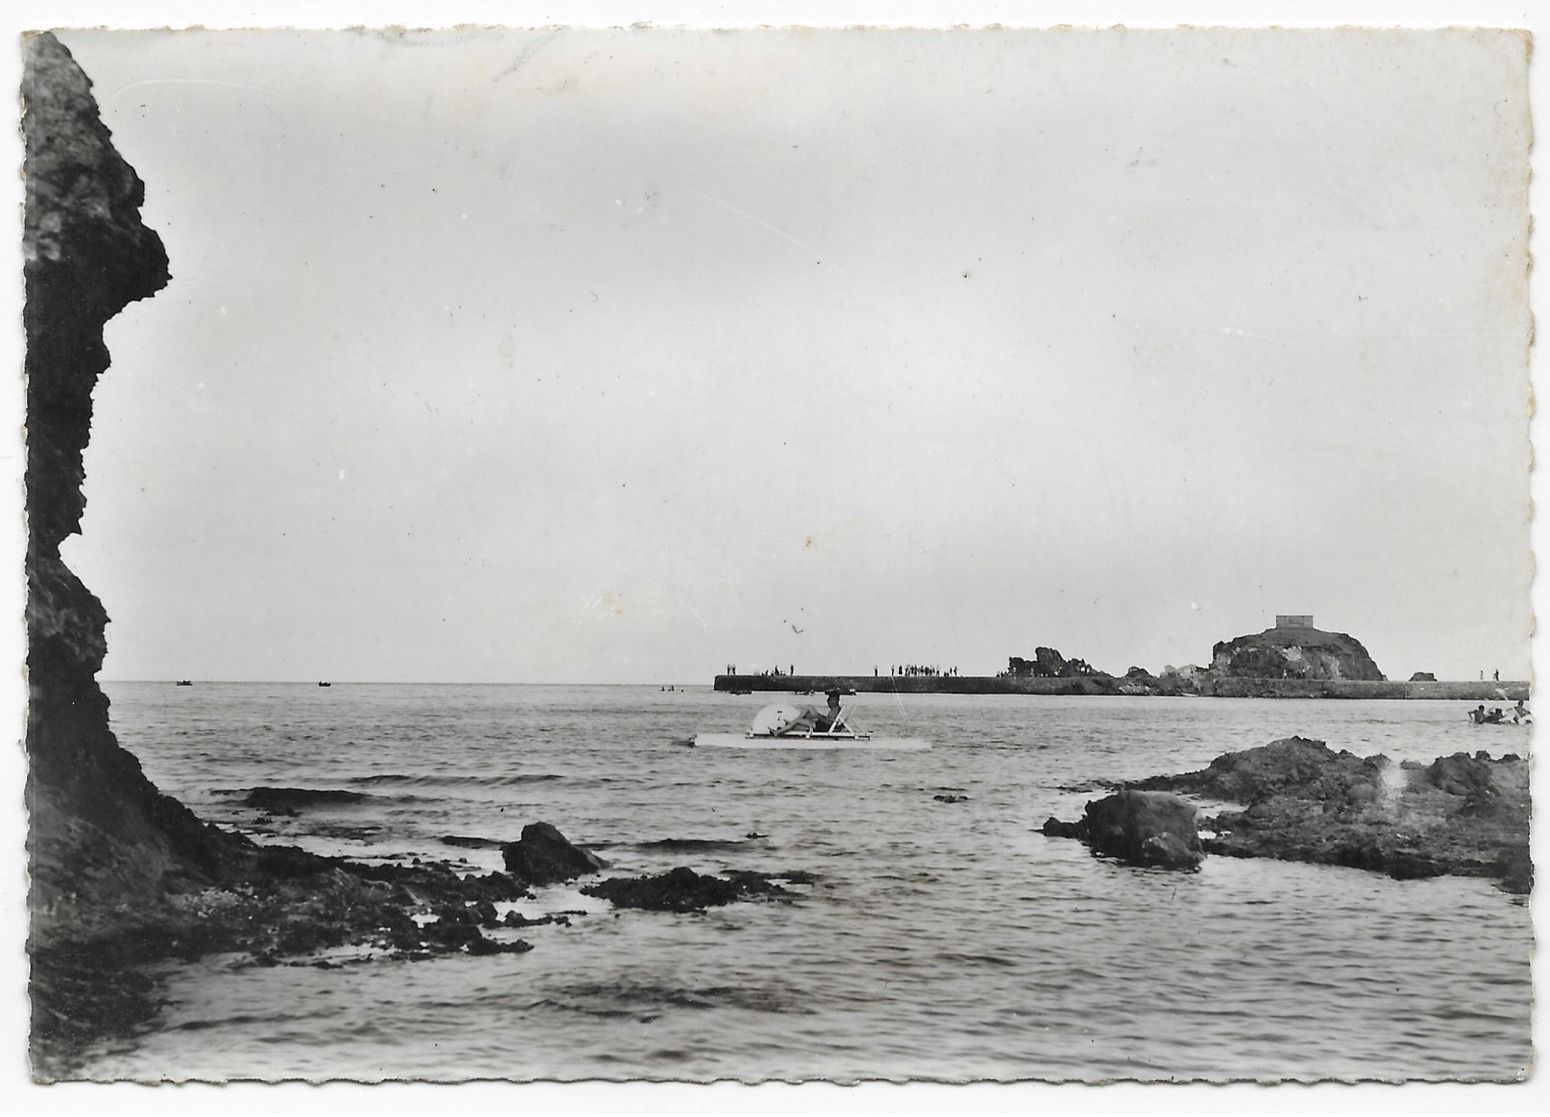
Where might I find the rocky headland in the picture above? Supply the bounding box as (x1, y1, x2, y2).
(1210, 623, 1385, 681)
(23, 34, 806, 1077)
(1044, 737, 1531, 892)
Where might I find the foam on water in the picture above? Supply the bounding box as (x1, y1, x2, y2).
(83, 683, 1533, 1081)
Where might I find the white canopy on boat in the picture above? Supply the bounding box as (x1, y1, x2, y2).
(750, 703, 823, 736)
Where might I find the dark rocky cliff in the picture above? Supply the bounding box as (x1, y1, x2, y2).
(24, 40, 794, 1075)
(1210, 625, 1385, 682)
(24, 31, 256, 955)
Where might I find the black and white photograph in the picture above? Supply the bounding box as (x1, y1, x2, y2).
(15, 1, 1542, 1094)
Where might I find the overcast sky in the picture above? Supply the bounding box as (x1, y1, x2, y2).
(54, 26, 1532, 684)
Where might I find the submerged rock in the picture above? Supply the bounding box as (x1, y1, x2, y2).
(635, 837, 753, 853)
(584, 866, 739, 911)
(502, 910, 570, 929)
(501, 822, 607, 885)
(439, 835, 506, 850)
(244, 787, 366, 811)
(582, 866, 796, 912)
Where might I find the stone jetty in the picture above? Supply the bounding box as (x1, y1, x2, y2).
(713, 674, 1529, 701)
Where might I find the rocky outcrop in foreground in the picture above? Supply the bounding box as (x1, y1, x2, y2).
(1135, 737, 1529, 890)
(33, 844, 535, 1065)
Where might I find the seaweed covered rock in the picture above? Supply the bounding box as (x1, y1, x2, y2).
(501, 822, 607, 885)
(245, 787, 367, 811)
(582, 866, 794, 911)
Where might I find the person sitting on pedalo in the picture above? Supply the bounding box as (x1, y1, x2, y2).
(781, 690, 845, 734)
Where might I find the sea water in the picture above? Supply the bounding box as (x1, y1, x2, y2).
(76, 684, 1533, 1082)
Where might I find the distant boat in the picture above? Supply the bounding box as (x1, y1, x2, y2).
(318, 681, 332, 688)
(175, 679, 193, 687)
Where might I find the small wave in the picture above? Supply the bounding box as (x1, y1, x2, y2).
(936, 952, 1018, 968)
(646, 1048, 694, 1062)
(546, 981, 800, 1016)
(343, 773, 564, 788)
(524, 998, 636, 1020)
(171, 1011, 315, 1032)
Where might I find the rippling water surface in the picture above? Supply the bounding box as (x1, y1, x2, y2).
(84, 683, 1532, 1081)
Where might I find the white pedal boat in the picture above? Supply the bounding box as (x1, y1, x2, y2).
(693, 702, 930, 750)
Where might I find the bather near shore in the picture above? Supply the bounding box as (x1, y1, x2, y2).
(1045, 736, 1530, 891)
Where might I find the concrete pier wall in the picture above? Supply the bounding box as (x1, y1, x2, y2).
(711, 674, 1531, 701)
